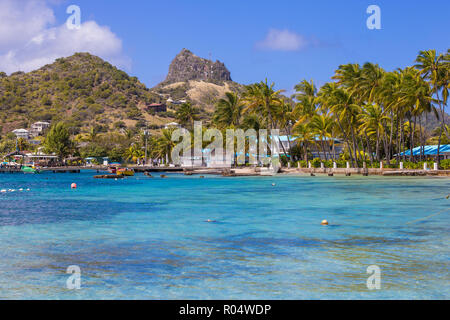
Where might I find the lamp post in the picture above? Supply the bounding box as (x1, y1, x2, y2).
(144, 123, 150, 166)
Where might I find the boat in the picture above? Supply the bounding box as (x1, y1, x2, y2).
(108, 162, 122, 174)
(117, 168, 134, 176)
(108, 166, 117, 174)
(21, 166, 39, 174)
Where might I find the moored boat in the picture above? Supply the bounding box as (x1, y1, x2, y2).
(117, 168, 134, 176)
(21, 166, 39, 174)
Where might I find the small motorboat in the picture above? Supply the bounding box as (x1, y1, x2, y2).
(108, 166, 117, 174)
(117, 168, 134, 176)
(22, 166, 40, 174)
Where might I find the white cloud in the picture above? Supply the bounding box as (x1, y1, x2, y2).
(0, 0, 130, 74)
(256, 29, 309, 52)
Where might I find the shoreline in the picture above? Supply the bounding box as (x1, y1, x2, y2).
(1, 165, 449, 177)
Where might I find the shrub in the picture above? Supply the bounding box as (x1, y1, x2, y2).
(440, 159, 450, 170)
(311, 158, 322, 168)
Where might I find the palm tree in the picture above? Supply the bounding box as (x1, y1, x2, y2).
(176, 102, 199, 130)
(397, 67, 434, 161)
(213, 92, 243, 128)
(332, 63, 362, 93)
(124, 144, 144, 163)
(293, 79, 318, 125)
(293, 123, 314, 162)
(415, 50, 448, 165)
(323, 85, 361, 166)
(358, 104, 389, 162)
(359, 62, 385, 103)
(309, 113, 334, 160)
(242, 79, 284, 131)
(153, 129, 176, 164)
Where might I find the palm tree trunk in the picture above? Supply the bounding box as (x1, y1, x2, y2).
(364, 131, 374, 165)
(387, 110, 394, 164)
(335, 116, 353, 166)
(376, 128, 380, 162)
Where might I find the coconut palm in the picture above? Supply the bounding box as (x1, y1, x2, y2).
(415, 50, 449, 164)
(153, 129, 176, 164)
(213, 92, 244, 128)
(124, 144, 144, 163)
(358, 104, 389, 162)
(293, 79, 319, 125)
(292, 123, 314, 162)
(242, 79, 284, 131)
(308, 113, 334, 160)
(176, 102, 199, 130)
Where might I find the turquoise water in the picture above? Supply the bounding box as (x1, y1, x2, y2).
(0, 171, 448, 299)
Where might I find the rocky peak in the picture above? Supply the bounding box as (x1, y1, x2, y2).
(162, 48, 232, 84)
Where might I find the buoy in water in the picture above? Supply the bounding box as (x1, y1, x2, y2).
(71, 183, 77, 189)
(272, 183, 276, 186)
(321, 220, 329, 226)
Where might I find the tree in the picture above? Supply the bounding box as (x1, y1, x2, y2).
(176, 102, 199, 130)
(44, 122, 74, 161)
(213, 92, 243, 128)
(293, 123, 314, 162)
(242, 79, 284, 130)
(358, 103, 388, 162)
(415, 50, 449, 165)
(309, 113, 334, 160)
(124, 144, 144, 163)
(152, 129, 176, 164)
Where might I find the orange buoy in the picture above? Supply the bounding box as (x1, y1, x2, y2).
(321, 219, 329, 226)
(71, 183, 77, 189)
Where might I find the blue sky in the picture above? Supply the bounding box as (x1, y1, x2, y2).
(1, 0, 449, 93)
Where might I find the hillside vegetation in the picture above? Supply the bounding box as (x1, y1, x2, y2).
(0, 53, 170, 135)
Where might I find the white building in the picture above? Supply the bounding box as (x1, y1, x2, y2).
(12, 129, 30, 139)
(164, 122, 182, 129)
(30, 121, 50, 137)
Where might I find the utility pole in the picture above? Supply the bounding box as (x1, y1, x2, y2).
(144, 122, 149, 166)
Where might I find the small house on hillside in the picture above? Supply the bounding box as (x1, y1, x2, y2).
(12, 129, 30, 139)
(30, 121, 50, 137)
(147, 103, 167, 113)
(164, 122, 181, 129)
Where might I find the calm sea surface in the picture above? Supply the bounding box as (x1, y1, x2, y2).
(0, 171, 449, 299)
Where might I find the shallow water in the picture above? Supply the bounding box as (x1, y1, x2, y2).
(0, 171, 449, 299)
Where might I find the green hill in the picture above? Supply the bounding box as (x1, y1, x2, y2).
(0, 53, 171, 135)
